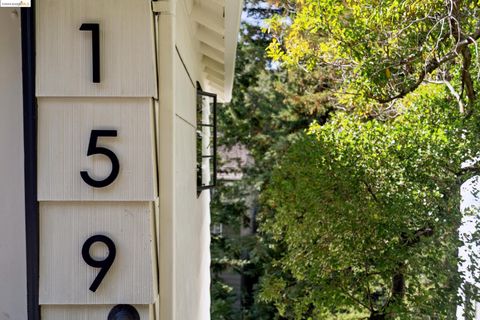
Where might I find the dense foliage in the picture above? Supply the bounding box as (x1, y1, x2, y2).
(210, 4, 337, 318)
(210, 15, 320, 320)
(267, 0, 480, 113)
(257, 0, 480, 319)
(212, 1, 480, 319)
(260, 87, 480, 319)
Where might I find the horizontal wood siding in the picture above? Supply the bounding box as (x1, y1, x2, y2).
(36, 0, 156, 97)
(37, 98, 156, 201)
(41, 304, 151, 320)
(39, 202, 156, 305)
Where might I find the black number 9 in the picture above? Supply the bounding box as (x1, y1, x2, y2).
(80, 130, 120, 188)
(82, 235, 116, 292)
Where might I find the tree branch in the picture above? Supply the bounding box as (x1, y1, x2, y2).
(426, 77, 464, 113)
(401, 227, 435, 247)
(362, 180, 380, 203)
(339, 285, 372, 311)
(372, 27, 480, 104)
(458, 164, 480, 177)
(449, 0, 476, 115)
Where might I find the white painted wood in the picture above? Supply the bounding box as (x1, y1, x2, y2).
(37, 98, 156, 201)
(207, 81, 224, 92)
(222, 0, 243, 102)
(39, 202, 157, 304)
(152, 1, 175, 14)
(205, 66, 225, 81)
(196, 175, 213, 320)
(42, 304, 152, 320)
(155, 300, 161, 320)
(202, 55, 225, 74)
(200, 42, 224, 64)
(207, 0, 225, 7)
(175, 54, 196, 127)
(0, 8, 28, 319)
(36, 0, 156, 97)
(196, 26, 225, 51)
(174, 117, 198, 320)
(198, 0, 225, 21)
(192, 3, 225, 35)
(175, 0, 201, 86)
(183, 0, 194, 14)
(156, 11, 177, 320)
(174, 116, 215, 319)
(207, 74, 225, 87)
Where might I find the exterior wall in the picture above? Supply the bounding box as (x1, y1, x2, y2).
(172, 1, 211, 318)
(36, 1, 158, 318)
(0, 8, 28, 320)
(0, 1, 233, 319)
(173, 54, 213, 319)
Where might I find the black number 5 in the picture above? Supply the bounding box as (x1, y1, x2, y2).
(80, 130, 120, 188)
(82, 235, 116, 292)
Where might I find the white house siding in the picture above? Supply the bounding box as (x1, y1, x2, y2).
(0, 0, 239, 318)
(174, 1, 212, 316)
(36, 0, 158, 318)
(0, 8, 28, 320)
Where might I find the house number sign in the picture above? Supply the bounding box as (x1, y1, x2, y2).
(79, 23, 100, 83)
(80, 130, 120, 188)
(82, 234, 116, 292)
(37, 0, 158, 318)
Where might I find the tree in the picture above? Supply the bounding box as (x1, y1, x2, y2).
(210, 13, 303, 320)
(210, 3, 338, 318)
(266, 0, 480, 115)
(260, 86, 480, 318)
(256, 1, 480, 318)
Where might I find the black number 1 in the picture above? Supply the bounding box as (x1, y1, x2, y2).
(82, 235, 116, 292)
(80, 130, 120, 188)
(80, 23, 100, 83)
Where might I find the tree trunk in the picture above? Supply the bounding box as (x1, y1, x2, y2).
(392, 263, 405, 300)
(369, 311, 386, 320)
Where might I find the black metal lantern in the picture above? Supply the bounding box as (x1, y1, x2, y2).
(196, 87, 217, 195)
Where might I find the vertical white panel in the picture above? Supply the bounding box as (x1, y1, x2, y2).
(0, 8, 28, 320)
(175, 117, 203, 319)
(156, 11, 177, 320)
(39, 202, 157, 304)
(197, 190, 212, 320)
(36, 0, 157, 97)
(37, 98, 156, 201)
(176, 0, 200, 89)
(42, 305, 151, 320)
